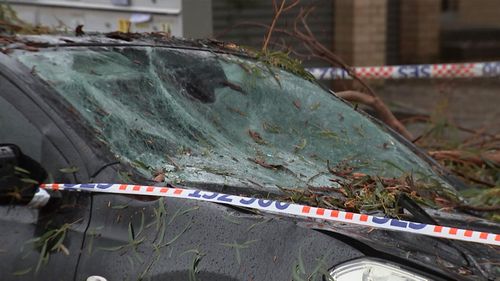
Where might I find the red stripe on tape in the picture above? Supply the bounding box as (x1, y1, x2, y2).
(39, 183, 500, 247)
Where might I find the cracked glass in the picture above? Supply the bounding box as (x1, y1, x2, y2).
(16, 47, 453, 192)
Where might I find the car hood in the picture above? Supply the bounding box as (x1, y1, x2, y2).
(155, 179, 498, 280)
(178, 178, 499, 280)
(296, 218, 499, 280)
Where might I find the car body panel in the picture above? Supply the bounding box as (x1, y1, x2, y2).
(0, 65, 90, 280)
(75, 193, 364, 281)
(0, 34, 498, 281)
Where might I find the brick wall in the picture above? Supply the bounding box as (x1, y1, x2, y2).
(399, 0, 440, 64)
(457, 0, 500, 28)
(334, 0, 387, 66)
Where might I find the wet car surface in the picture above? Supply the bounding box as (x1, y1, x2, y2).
(0, 34, 498, 280)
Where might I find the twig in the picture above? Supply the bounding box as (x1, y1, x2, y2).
(263, 0, 300, 52)
(263, 0, 286, 51)
(166, 154, 182, 171)
(455, 205, 500, 212)
(428, 150, 500, 166)
(450, 168, 495, 188)
(215, 4, 412, 140)
(335, 91, 413, 140)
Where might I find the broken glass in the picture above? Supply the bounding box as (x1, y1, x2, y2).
(16, 47, 454, 193)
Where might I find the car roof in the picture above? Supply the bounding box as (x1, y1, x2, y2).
(0, 32, 251, 57)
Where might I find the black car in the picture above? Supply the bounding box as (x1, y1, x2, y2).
(0, 34, 498, 281)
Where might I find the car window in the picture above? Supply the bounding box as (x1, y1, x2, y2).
(0, 92, 76, 183)
(15, 47, 453, 192)
(0, 95, 44, 160)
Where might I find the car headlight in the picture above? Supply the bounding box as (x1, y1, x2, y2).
(330, 258, 432, 281)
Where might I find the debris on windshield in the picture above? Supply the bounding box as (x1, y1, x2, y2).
(309, 102, 321, 111)
(153, 169, 166, 183)
(248, 157, 286, 171)
(226, 106, 247, 117)
(220, 80, 246, 95)
(255, 50, 315, 81)
(294, 139, 307, 153)
(59, 166, 79, 174)
(317, 129, 339, 140)
(262, 121, 282, 134)
(166, 155, 182, 171)
(293, 99, 301, 109)
(14, 42, 455, 196)
(74, 25, 85, 37)
(201, 166, 234, 177)
(248, 130, 267, 145)
(278, 161, 462, 218)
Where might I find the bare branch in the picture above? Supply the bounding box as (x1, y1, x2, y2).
(335, 91, 413, 140)
(455, 205, 500, 212)
(283, 0, 300, 12)
(428, 150, 500, 166)
(213, 4, 413, 140)
(263, 0, 287, 51)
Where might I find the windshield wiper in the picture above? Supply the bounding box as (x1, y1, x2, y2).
(397, 193, 490, 280)
(397, 193, 438, 225)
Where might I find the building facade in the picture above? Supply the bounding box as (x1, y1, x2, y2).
(7, 0, 500, 66)
(214, 0, 500, 66)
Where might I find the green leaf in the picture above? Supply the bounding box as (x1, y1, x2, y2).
(131, 161, 150, 171)
(161, 222, 191, 247)
(20, 178, 39, 185)
(294, 139, 307, 153)
(98, 245, 125, 252)
(297, 245, 306, 274)
(50, 231, 66, 252)
(12, 267, 32, 276)
(128, 222, 134, 241)
(14, 166, 31, 174)
(59, 166, 79, 174)
(310, 102, 321, 111)
(35, 241, 47, 273)
(136, 211, 145, 237)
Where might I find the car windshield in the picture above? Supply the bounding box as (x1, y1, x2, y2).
(16, 46, 453, 193)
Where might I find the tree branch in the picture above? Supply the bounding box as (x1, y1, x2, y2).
(427, 150, 500, 166)
(335, 91, 413, 139)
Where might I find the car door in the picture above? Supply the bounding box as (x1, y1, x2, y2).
(0, 73, 91, 281)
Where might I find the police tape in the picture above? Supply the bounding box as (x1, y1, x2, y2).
(40, 183, 500, 247)
(307, 61, 500, 80)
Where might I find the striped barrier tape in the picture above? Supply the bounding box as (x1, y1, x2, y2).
(307, 61, 500, 80)
(40, 183, 500, 247)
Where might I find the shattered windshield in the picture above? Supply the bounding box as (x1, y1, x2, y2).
(17, 46, 453, 193)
